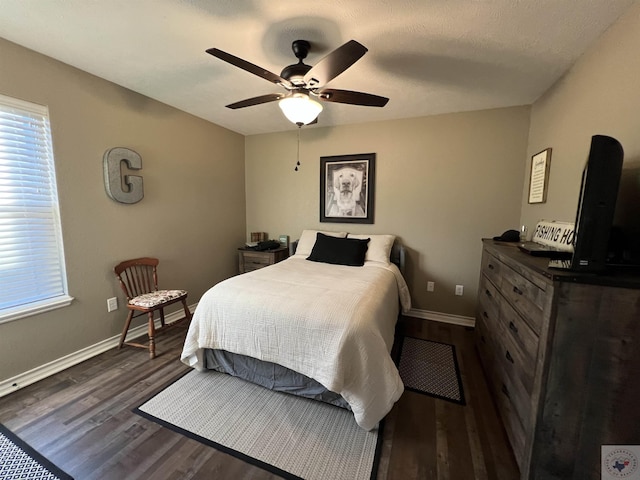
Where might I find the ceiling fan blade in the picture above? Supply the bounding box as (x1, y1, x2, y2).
(303, 40, 368, 88)
(226, 93, 285, 109)
(207, 48, 292, 88)
(317, 89, 389, 107)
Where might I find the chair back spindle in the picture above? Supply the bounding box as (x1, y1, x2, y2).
(114, 257, 160, 300)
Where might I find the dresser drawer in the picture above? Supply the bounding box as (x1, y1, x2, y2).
(478, 276, 501, 332)
(477, 306, 530, 443)
(493, 331, 534, 432)
(475, 307, 496, 369)
(482, 251, 503, 288)
(500, 264, 545, 334)
(499, 299, 539, 373)
(494, 373, 527, 469)
(483, 342, 527, 468)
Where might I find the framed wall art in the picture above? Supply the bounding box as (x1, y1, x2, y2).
(320, 153, 375, 224)
(528, 148, 552, 204)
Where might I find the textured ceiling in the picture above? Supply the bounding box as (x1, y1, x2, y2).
(0, 0, 636, 135)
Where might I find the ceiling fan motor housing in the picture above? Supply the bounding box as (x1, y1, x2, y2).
(281, 40, 312, 85)
(291, 40, 310, 60)
(280, 62, 311, 84)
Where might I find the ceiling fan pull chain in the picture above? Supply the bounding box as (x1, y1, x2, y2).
(294, 125, 301, 171)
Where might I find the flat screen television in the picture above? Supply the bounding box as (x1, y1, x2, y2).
(570, 135, 624, 273)
(607, 162, 640, 269)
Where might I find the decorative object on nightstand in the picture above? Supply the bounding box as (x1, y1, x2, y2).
(238, 246, 289, 273)
(251, 232, 268, 242)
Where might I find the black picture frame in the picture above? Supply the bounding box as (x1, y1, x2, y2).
(320, 153, 375, 224)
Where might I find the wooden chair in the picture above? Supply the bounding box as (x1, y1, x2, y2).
(114, 257, 191, 358)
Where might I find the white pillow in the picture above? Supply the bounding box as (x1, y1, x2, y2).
(347, 234, 396, 264)
(295, 230, 347, 257)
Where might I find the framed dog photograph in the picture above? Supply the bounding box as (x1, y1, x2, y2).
(320, 153, 375, 224)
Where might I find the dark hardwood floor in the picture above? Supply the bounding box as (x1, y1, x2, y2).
(0, 317, 519, 479)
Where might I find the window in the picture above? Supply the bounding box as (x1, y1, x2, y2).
(0, 94, 72, 323)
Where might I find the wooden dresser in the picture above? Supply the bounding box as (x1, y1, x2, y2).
(237, 246, 289, 273)
(475, 239, 640, 479)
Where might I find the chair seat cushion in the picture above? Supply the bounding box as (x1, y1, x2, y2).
(129, 290, 187, 308)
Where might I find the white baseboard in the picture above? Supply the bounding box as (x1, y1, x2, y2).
(406, 308, 476, 327)
(0, 302, 198, 398)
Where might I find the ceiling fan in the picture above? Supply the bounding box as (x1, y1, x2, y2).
(206, 39, 389, 126)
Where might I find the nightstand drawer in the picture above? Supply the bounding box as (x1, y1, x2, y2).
(238, 247, 289, 273)
(242, 253, 272, 265)
(242, 261, 269, 272)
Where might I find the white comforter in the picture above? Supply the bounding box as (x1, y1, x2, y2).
(181, 256, 412, 430)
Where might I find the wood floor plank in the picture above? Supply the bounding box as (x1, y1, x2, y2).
(443, 401, 475, 480)
(0, 317, 519, 479)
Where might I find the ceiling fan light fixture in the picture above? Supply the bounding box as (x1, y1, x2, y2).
(279, 93, 323, 125)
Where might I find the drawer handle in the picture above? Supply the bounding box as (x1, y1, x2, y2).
(485, 289, 492, 298)
(513, 286, 523, 295)
(483, 311, 489, 319)
(509, 321, 519, 334)
(488, 263, 495, 270)
(501, 383, 510, 398)
(505, 350, 514, 364)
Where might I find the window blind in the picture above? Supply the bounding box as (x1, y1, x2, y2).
(0, 94, 71, 322)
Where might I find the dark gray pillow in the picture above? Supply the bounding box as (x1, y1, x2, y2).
(307, 233, 370, 266)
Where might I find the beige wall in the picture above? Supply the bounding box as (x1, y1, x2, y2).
(521, 3, 640, 231)
(0, 38, 246, 381)
(246, 107, 530, 317)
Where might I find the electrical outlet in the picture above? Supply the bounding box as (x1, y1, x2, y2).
(107, 297, 118, 312)
(427, 281, 435, 292)
(455, 285, 464, 296)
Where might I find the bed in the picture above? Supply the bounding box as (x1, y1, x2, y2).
(180, 230, 412, 430)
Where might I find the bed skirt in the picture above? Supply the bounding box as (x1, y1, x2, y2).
(203, 349, 351, 410)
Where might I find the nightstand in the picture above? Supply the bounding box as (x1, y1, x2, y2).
(238, 246, 289, 273)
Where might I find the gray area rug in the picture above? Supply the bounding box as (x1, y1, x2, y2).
(398, 336, 466, 405)
(0, 423, 73, 480)
(134, 370, 382, 480)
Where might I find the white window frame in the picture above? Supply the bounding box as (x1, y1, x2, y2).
(0, 94, 73, 323)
